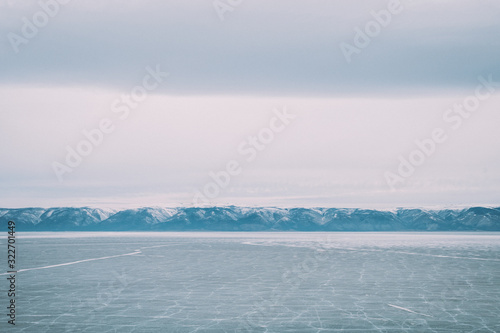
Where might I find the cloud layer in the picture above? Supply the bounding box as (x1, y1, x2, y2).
(1, 0, 499, 95)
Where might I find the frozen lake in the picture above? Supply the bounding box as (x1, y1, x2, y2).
(1, 232, 500, 332)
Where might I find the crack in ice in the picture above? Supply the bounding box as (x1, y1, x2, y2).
(387, 304, 433, 317)
(0, 250, 141, 275)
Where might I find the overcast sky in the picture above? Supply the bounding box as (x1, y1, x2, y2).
(1, 0, 499, 208)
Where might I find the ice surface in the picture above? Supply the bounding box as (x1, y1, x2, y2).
(1, 232, 499, 332)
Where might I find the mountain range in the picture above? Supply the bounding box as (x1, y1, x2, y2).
(1, 206, 500, 231)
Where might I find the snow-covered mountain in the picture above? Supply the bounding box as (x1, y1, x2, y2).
(1, 206, 500, 231)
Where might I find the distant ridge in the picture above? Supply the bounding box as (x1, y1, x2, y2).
(2, 206, 500, 231)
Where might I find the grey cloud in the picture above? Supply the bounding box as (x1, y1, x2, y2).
(1, 0, 499, 95)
